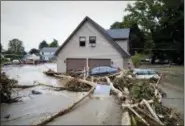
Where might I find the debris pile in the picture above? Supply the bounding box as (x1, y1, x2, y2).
(111, 71, 183, 125)
(0, 72, 18, 103)
(113, 77, 156, 102)
(65, 78, 91, 92)
(33, 69, 183, 125)
(65, 70, 84, 77)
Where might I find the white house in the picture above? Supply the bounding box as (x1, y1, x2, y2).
(22, 54, 40, 64)
(55, 16, 132, 73)
(40, 47, 58, 61)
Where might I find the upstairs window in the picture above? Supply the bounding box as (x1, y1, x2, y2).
(89, 36, 96, 44)
(79, 36, 86, 47)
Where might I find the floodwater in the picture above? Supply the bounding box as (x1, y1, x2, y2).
(1, 63, 60, 86)
(1, 63, 122, 125)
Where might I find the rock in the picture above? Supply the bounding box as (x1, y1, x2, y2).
(31, 90, 42, 95)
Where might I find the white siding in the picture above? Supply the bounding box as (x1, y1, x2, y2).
(57, 21, 125, 73)
(115, 40, 129, 53)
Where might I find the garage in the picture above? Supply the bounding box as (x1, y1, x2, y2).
(66, 58, 86, 71)
(88, 59, 111, 69)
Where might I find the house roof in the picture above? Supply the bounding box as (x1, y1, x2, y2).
(55, 16, 130, 58)
(41, 47, 58, 52)
(23, 54, 40, 59)
(106, 28, 130, 39)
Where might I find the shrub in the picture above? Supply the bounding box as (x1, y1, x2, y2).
(131, 52, 146, 68)
(0, 72, 18, 103)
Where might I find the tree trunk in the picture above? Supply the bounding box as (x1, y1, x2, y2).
(33, 86, 95, 126)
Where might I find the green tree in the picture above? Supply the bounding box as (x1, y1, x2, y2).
(111, 0, 184, 64)
(152, 0, 184, 64)
(29, 48, 39, 54)
(49, 39, 58, 47)
(8, 39, 25, 55)
(111, 22, 146, 55)
(39, 40, 48, 50)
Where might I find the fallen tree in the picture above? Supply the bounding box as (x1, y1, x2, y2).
(10, 81, 66, 90)
(32, 78, 96, 126)
(107, 72, 182, 125)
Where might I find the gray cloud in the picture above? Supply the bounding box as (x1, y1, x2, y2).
(1, 1, 134, 52)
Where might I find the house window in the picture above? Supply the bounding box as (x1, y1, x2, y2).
(79, 36, 86, 47)
(89, 36, 96, 44)
(89, 36, 96, 47)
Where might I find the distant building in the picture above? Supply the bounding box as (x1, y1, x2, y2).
(22, 54, 40, 64)
(40, 47, 58, 61)
(22, 54, 40, 61)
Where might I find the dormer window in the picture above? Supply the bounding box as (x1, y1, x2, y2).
(79, 36, 86, 47)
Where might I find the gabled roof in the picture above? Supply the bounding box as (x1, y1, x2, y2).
(41, 47, 58, 52)
(106, 28, 130, 39)
(55, 16, 130, 58)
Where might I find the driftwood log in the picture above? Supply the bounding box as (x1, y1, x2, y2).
(153, 74, 163, 102)
(33, 86, 95, 126)
(105, 76, 131, 125)
(143, 99, 164, 125)
(10, 85, 36, 89)
(105, 77, 126, 100)
(135, 106, 164, 126)
(127, 106, 150, 126)
(32, 75, 97, 125)
(54, 74, 97, 87)
(10, 82, 66, 90)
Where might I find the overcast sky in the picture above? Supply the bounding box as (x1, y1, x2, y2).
(1, 1, 134, 52)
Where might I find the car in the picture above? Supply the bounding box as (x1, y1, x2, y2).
(12, 59, 20, 64)
(89, 66, 119, 76)
(133, 68, 160, 79)
(141, 58, 151, 63)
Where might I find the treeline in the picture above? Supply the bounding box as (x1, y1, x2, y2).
(1, 38, 59, 60)
(30, 39, 59, 54)
(111, 0, 184, 64)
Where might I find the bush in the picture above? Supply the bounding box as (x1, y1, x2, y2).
(131, 52, 146, 68)
(0, 72, 18, 103)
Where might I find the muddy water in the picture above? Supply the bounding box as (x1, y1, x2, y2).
(1, 64, 122, 125)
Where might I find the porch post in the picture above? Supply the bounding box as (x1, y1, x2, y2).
(86, 58, 89, 77)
